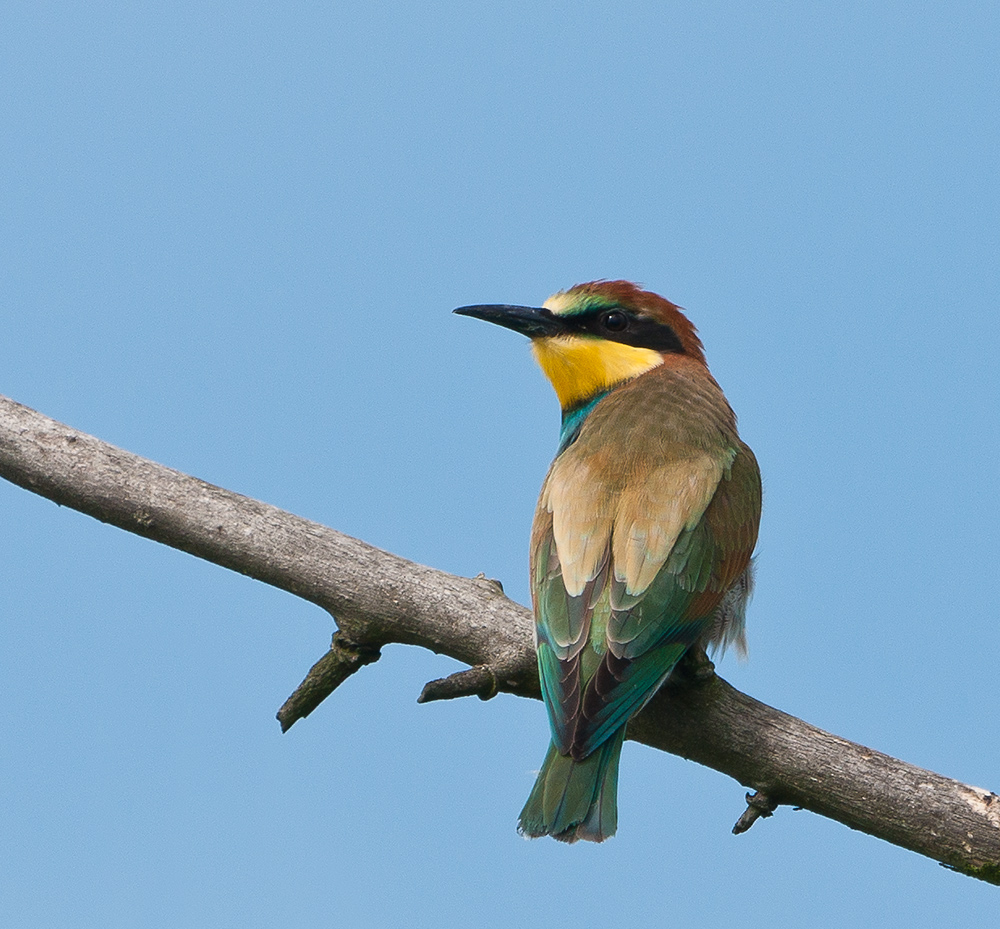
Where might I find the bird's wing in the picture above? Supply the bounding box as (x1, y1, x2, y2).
(530, 452, 616, 755)
(578, 441, 761, 755)
(532, 441, 761, 759)
(694, 441, 762, 656)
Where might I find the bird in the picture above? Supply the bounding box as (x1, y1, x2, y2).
(454, 280, 761, 843)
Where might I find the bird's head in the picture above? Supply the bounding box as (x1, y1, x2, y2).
(455, 280, 706, 410)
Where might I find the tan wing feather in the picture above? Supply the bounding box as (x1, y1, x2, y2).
(612, 455, 726, 596)
(541, 455, 616, 597)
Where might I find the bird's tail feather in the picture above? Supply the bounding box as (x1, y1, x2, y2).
(518, 728, 626, 843)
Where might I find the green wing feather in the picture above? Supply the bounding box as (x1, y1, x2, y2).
(574, 518, 724, 756)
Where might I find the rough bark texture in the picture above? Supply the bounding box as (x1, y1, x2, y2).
(1, 393, 998, 885)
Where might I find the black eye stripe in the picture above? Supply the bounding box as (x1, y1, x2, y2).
(572, 307, 685, 354)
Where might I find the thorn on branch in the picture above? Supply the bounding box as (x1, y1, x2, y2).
(276, 632, 381, 732)
(418, 665, 499, 704)
(732, 790, 778, 835)
(473, 572, 504, 594)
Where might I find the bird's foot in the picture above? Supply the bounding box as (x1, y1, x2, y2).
(675, 644, 717, 684)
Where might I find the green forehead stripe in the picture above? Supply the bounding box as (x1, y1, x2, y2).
(548, 292, 619, 317)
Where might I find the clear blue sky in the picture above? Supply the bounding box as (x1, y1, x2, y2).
(2, 2, 998, 925)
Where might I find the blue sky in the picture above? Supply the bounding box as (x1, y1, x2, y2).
(2, 2, 998, 925)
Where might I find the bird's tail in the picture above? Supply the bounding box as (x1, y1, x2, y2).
(517, 727, 626, 843)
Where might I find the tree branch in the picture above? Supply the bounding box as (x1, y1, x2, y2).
(276, 632, 383, 732)
(1, 393, 997, 885)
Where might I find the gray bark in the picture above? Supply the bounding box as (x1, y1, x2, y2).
(1, 393, 997, 885)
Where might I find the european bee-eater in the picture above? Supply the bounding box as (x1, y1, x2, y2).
(455, 281, 761, 842)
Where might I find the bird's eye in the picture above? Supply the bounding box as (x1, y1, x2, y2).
(600, 310, 629, 333)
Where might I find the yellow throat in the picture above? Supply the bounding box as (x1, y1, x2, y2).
(530, 335, 663, 409)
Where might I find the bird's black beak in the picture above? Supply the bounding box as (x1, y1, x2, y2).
(453, 304, 567, 339)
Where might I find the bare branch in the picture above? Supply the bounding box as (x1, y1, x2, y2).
(1, 393, 998, 885)
(277, 632, 382, 732)
(418, 665, 500, 704)
(732, 790, 778, 835)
